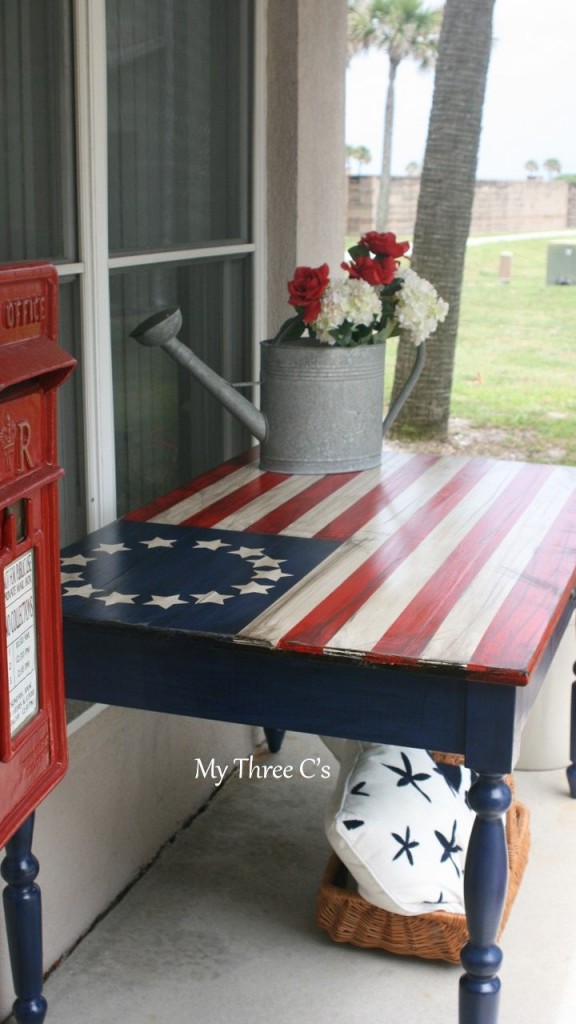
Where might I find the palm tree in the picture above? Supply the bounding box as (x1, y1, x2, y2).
(525, 159, 539, 179)
(390, 0, 496, 439)
(346, 143, 373, 174)
(405, 160, 421, 176)
(348, 0, 443, 229)
(543, 157, 561, 179)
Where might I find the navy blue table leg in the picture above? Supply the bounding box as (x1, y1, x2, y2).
(1, 813, 47, 1024)
(459, 773, 511, 1024)
(566, 663, 576, 797)
(264, 728, 285, 753)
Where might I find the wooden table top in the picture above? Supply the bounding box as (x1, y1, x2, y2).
(61, 449, 576, 688)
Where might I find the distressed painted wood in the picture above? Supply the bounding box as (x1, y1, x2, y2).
(61, 450, 576, 1024)
(66, 452, 576, 684)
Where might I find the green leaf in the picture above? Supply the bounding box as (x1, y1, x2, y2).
(347, 243, 369, 260)
(381, 279, 403, 298)
(332, 320, 354, 346)
(271, 313, 305, 344)
(353, 325, 373, 345)
(379, 301, 397, 322)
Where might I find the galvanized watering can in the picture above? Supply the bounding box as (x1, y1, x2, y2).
(131, 308, 425, 474)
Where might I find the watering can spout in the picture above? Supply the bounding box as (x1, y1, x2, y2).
(130, 308, 268, 444)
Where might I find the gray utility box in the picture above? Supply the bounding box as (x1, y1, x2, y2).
(547, 243, 576, 285)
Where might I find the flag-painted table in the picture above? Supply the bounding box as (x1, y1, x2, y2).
(61, 449, 576, 1024)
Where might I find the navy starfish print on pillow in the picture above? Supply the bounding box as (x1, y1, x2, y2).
(435, 819, 463, 876)
(391, 825, 420, 866)
(343, 819, 364, 831)
(433, 757, 478, 798)
(433, 759, 463, 795)
(384, 751, 432, 802)
(424, 892, 447, 907)
(350, 780, 370, 797)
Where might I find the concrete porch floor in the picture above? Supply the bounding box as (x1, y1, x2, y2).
(33, 733, 576, 1024)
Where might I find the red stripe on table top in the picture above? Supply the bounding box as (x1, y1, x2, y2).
(244, 471, 360, 534)
(277, 457, 496, 654)
(369, 462, 555, 662)
(313, 453, 440, 541)
(466, 488, 576, 682)
(125, 449, 259, 522)
(179, 469, 289, 528)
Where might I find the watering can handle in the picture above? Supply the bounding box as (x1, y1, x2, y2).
(382, 341, 426, 435)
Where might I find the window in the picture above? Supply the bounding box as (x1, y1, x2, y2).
(0, 0, 260, 543)
(0, 0, 77, 263)
(0, 0, 85, 543)
(110, 257, 252, 514)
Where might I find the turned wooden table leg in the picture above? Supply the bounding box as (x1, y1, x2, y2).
(1, 813, 47, 1024)
(263, 727, 285, 753)
(459, 773, 511, 1024)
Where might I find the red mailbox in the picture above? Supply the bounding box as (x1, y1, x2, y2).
(0, 262, 75, 848)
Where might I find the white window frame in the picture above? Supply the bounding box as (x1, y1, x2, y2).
(59, 0, 266, 533)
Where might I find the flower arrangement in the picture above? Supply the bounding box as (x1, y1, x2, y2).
(274, 231, 448, 348)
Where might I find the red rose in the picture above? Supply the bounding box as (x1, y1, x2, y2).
(359, 231, 410, 259)
(287, 263, 330, 323)
(343, 254, 397, 286)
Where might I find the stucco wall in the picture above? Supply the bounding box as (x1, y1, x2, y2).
(266, 0, 347, 334)
(347, 176, 576, 239)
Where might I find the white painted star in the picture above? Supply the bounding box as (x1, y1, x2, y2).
(61, 571, 84, 583)
(62, 583, 103, 598)
(228, 546, 265, 559)
(140, 537, 177, 549)
(249, 556, 287, 569)
(144, 594, 188, 608)
(61, 554, 96, 567)
(190, 591, 235, 605)
(92, 543, 131, 555)
(193, 539, 232, 551)
(232, 581, 274, 595)
(95, 591, 138, 606)
(252, 569, 293, 581)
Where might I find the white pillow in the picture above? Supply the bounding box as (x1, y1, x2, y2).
(325, 743, 476, 916)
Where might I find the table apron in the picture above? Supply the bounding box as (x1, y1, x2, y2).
(63, 620, 519, 772)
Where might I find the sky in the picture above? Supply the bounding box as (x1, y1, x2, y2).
(346, 0, 576, 181)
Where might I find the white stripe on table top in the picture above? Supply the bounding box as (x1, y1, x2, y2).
(323, 459, 526, 656)
(149, 463, 263, 524)
(236, 536, 385, 646)
(212, 457, 403, 535)
(194, 449, 420, 535)
(278, 451, 455, 538)
(212, 471, 325, 531)
(420, 464, 576, 666)
(238, 459, 522, 649)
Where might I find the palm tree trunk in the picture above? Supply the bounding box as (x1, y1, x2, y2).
(390, 0, 496, 438)
(375, 58, 399, 230)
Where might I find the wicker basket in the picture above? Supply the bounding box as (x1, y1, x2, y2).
(316, 763, 530, 965)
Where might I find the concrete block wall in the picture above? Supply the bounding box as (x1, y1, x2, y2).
(347, 176, 576, 238)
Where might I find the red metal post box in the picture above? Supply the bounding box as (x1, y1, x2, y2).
(0, 262, 75, 1023)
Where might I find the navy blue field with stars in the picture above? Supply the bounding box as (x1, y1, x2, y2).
(61, 520, 342, 637)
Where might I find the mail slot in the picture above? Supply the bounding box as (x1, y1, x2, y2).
(0, 262, 76, 850)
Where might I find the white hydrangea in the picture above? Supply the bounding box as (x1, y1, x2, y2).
(395, 267, 449, 345)
(313, 278, 382, 344)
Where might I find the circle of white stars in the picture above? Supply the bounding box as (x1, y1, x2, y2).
(61, 535, 293, 609)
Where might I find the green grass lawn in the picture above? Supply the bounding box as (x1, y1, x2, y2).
(377, 234, 576, 465)
(453, 237, 576, 464)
